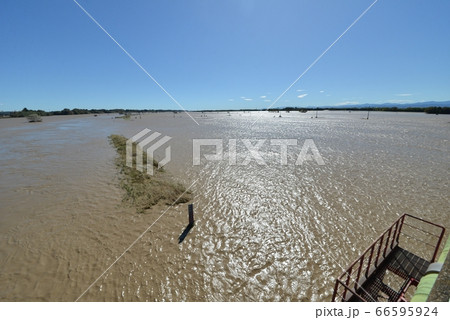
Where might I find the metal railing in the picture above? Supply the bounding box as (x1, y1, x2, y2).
(332, 214, 445, 302)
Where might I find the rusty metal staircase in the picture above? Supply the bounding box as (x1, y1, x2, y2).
(332, 214, 445, 302)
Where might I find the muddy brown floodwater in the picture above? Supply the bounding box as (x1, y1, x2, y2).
(0, 111, 448, 301)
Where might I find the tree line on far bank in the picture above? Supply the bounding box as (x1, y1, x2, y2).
(1, 106, 449, 118)
(1, 108, 177, 118)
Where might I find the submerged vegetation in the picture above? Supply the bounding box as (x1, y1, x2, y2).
(109, 134, 191, 213)
(26, 113, 42, 122)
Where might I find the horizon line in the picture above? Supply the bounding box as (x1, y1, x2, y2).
(1, 99, 450, 113)
(1, 101, 450, 114)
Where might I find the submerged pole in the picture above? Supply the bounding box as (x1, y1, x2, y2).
(188, 204, 194, 226)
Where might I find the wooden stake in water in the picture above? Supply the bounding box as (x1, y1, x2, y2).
(178, 204, 195, 243)
(188, 204, 194, 226)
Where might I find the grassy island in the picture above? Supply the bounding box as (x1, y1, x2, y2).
(109, 134, 191, 213)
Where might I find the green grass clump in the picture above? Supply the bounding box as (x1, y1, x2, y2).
(109, 134, 191, 213)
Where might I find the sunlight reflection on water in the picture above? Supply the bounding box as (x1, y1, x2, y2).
(0, 111, 448, 301)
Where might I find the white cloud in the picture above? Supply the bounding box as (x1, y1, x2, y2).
(260, 95, 267, 99)
(396, 93, 412, 97)
(296, 89, 305, 92)
(243, 98, 252, 101)
(336, 101, 359, 106)
(297, 93, 308, 99)
(319, 90, 325, 93)
(228, 99, 234, 102)
(264, 99, 271, 102)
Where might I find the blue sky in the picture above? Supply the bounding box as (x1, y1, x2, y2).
(1, 0, 449, 111)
